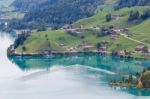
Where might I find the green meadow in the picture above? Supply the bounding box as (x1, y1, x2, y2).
(15, 6, 150, 59)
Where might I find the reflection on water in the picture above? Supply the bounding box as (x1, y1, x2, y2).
(9, 54, 150, 96)
(10, 54, 150, 74)
(0, 31, 150, 98)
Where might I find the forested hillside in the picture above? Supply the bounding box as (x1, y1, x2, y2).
(10, 0, 150, 29)
(116, 0, 150, 9)
(10, 0, 104, 29)
(12, 0, 57, 11)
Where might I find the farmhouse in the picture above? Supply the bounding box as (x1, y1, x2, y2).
(63, 24, 73, 29)
(135, 45, 148, 53)
(98, 47, 107, 52)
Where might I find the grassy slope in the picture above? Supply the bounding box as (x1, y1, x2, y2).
(74, 6, 150, 50)
(16, 29, 112, 54)
(95, 0, 117, 13)
(15, 6, 150, 57)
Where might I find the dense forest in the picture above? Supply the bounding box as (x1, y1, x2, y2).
(12, 0, 58, 11)
(10, 0, 104, 29)
(116, 0, 150, 9)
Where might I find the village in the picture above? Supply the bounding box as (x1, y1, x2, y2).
(5, 13, 150, 59)
(61, 22, 150, 58)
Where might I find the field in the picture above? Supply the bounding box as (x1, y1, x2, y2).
(16, 29, 112, 53)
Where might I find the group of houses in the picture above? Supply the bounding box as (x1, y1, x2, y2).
(111, 44, 150, 57)
(95, 25, 132, 40)
(62, 24, 150, 57)
(63, 24, 85, 34)
(109, 26, 132, 39)
(112, 50, 131, 57)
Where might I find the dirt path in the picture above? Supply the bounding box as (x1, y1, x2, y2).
(120, 33, 150, 46)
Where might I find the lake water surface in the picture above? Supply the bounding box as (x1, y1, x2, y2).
(0, 32, 150, 99)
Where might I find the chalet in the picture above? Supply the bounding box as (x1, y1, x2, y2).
(63, 24, 73, 29)
(135, 45, 148, 53)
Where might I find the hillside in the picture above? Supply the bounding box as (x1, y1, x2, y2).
(12, 0, 55, 11)
(74, 6, 150, 53)
(74, 6, 150, 40)
(12, 6, 150, 58)
(10, 0, 104, 29)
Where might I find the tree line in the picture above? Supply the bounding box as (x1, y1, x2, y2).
(105, 9, 150, 22)
(128, 9, 150, 21)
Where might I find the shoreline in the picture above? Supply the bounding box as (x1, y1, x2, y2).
(9, 51, 110, 57)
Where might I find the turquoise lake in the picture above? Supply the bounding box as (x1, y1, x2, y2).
(0, 32, 150, 99)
